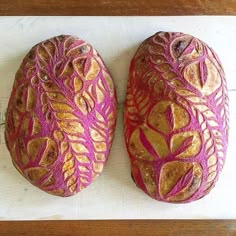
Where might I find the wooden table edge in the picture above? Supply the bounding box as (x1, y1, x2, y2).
(0, 220, 236, 235)
(0, 0, 236, 16)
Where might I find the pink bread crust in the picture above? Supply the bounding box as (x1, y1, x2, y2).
(124, 32, 229, 203)
(5, 35, 117, 197)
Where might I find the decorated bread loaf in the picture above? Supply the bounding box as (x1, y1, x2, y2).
(124, 32, 228, 203)
(5, 35, 117, 197)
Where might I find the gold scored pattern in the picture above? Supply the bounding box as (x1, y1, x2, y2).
(5, 35, 117, 196)
(125, 32, 228, 202)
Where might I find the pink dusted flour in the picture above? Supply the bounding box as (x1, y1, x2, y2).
(5, 35, 117, 197)
(124, 32, 229, 203)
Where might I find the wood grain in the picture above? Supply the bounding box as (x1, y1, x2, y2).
(0, 220, 236, 236)
(0, 0, 236, 15)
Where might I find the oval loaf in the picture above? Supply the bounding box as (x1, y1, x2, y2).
(5, 35, 117, 197)
(124, 32, 229, 203)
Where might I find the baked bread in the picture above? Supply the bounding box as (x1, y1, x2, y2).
(5, 35, 117, 197)
(124, 32, 228, 203)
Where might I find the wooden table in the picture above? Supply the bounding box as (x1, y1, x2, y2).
(0, 220, 236, 235)
(0, 1, 236, 235)
(0, 0, 236, 15)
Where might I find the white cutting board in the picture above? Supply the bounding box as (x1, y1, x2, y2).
(0, 16, 236, 220)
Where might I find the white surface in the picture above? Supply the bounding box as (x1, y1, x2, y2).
(0, 16, 236, 220)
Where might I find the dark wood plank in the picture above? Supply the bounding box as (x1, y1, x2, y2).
(0, 0, 236, 15)
(0, 220, 236, 236)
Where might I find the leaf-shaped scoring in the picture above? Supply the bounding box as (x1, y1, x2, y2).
(124, 76, 150, 143)
(7, 35, 117, 196)
(160, 161, 203, 202)
(32, 72, 88, 195)
(39, 36, 115, 195)
(126, 32, 228, 202)
(153, 33, 227, 196)
(89, 107, 116, 176)
(178, 60, 227, 194)
(207, 46, 229, 138)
